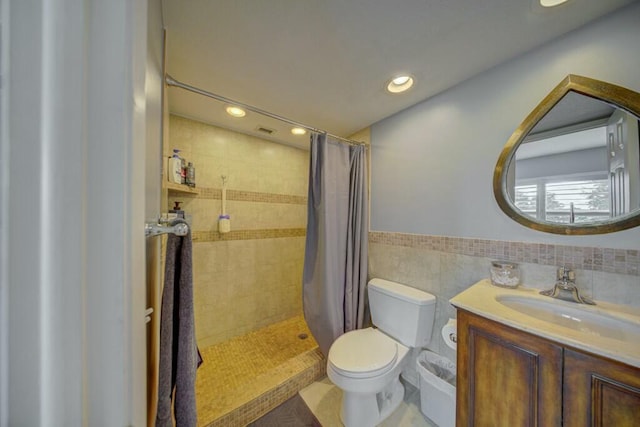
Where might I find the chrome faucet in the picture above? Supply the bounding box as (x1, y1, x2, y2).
(539, 266, 595, 305)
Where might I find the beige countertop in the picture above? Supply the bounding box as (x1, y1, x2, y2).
(450, 279, 640, 368)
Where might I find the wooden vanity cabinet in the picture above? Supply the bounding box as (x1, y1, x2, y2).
(456, 310, 563, 427)
(456, 309, 640, 427)
(563, 348, 640, 427)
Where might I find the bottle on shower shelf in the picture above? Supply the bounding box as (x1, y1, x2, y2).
(186, 162, 196, 187)
(180, 155, 187, 184)
(169, 149, 183, 184)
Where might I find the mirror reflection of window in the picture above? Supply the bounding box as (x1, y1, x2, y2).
(513, 124, 611, 223)
(514, 179, 610, 224)
(507, 91, 640, 224)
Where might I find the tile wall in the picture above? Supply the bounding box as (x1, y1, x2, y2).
(167, 115, 309, 348)
(368, 231, 640, 385)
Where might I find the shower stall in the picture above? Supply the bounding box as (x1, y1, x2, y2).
(162, 111, 323, 426)
(150, 73, 367, 425)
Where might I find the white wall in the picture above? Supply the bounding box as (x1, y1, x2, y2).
(370, 3, 640, 250)
(5, 1, 86, 423)
(0, 1, 9, 424)
(2, 0, 149, 425)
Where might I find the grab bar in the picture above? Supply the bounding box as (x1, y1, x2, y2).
(145, 221, 189, 237)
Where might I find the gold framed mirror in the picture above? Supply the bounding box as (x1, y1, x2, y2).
(493, 75, 640, 235)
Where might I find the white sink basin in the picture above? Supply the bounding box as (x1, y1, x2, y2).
(450, 280, 640, 368)
(496, 294, 640, 343)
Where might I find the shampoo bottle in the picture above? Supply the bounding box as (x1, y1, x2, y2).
(169, 149, 182, 184)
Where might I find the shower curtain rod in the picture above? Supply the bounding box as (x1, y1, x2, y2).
(165, 75, 366, 147)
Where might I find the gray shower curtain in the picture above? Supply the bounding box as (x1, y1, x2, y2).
(303, 133, 368, 356)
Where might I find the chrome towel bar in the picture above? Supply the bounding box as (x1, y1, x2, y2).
(145, 221, 189, 237)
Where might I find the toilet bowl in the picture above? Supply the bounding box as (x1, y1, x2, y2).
(326, 279, 436, 427)
(327, 328, 410, 427)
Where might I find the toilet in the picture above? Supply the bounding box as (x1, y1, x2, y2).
(327, 278, 436, 427)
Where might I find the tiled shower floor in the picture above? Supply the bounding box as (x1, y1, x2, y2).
(196, 316, 325, 426)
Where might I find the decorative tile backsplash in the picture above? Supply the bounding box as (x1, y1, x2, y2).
(193, 228, 306, 243)
(370, 231, 639, 276)
(197, 187, 307, 205)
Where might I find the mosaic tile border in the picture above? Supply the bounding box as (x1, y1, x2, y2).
(171, 186, 307, 205)
(206, 348, 326, 427)
(193, 228, 306, 242)
(369, 231, 640, 276)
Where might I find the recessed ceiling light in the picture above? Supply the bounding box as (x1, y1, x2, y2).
(392, 76, 410, 85)
(386, 75, 414, 93)
(226, 106, 246, 117)
(291, 127, 307, 136)
(540, 0, 569, 7)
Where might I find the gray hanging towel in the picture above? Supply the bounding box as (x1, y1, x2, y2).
(156, 219, 202, 427)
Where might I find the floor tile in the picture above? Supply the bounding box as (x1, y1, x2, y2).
(300, 377, 438, 427)
(196, 316, 320, 426)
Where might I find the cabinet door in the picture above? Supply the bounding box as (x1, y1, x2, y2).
(564, 349, 640, 427)
(457, 310, 563, 427)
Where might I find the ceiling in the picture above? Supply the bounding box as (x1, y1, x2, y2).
(162, 0, 637, 150)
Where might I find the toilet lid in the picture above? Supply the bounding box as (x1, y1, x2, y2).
(328, 328, 398, 378)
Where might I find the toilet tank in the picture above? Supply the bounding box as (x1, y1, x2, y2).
(368, 278, 436, 348)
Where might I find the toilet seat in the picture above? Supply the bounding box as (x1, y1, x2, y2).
(328, 328, 398, 378)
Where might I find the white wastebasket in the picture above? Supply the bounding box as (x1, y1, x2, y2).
(417, 350, 456, 427)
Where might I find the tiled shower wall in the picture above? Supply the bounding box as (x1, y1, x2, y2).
(368, 231, 640, 383)
(166, 115, 309, 348)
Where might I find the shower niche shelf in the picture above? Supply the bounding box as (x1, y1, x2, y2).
(164, 181, 199, 195)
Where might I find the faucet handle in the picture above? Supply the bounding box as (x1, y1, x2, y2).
(557, 266, 567, 280)
(557, 266, 575, 282)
